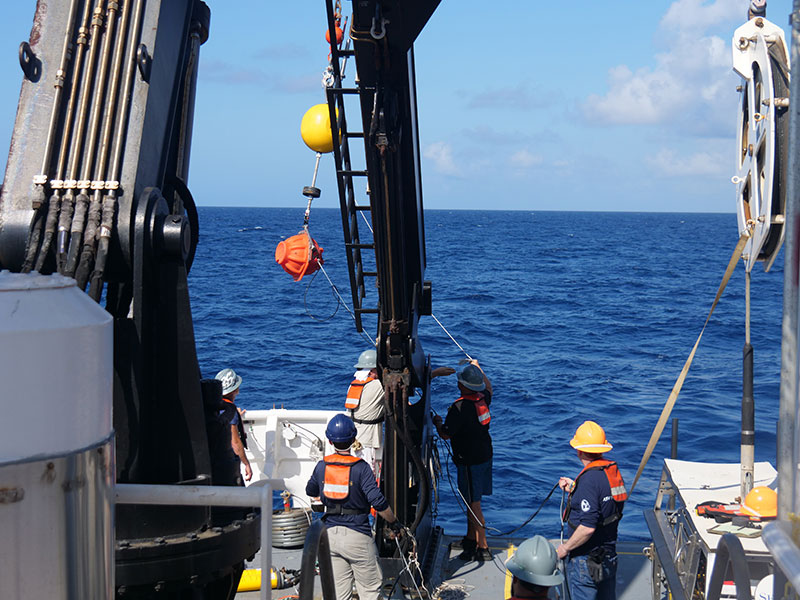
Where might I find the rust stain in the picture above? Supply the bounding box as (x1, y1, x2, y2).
(30, 0, 48, 47)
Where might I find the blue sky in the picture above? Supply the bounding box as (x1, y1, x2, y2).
(0, 0, 793, 212)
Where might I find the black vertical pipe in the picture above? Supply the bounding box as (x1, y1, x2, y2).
(741, 342, 755, 497)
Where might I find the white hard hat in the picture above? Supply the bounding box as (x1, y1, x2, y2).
(215, 368, 242, 395)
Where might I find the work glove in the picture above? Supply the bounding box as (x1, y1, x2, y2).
(385, 520, 404, 541)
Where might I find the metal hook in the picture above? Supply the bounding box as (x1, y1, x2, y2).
(370, 17, 389, 40)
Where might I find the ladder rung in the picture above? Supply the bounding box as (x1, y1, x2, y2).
(348, 243, 374, 250)
(362, 271, 377, 277)
(356, 308, 380, 315)
(355, 205, 371, 211)
(339, 170, 368, 177)
(328, 87, 361, 95)
(345, 132, 365, 139)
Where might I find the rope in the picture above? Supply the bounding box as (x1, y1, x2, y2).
(317, 263, 376, 346)
(629, 232, 750, 493)
(432, 579, 474, 599)
(431, 314, 472, 360)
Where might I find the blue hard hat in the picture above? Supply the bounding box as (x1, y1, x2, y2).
(326, 414, 357, 443)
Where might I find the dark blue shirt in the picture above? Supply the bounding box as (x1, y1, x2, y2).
(567, 468, 623, 557)
(306, 456, 389, 536)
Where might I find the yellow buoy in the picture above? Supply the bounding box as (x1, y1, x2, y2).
(301, 104, 338, 153)
(237, 568, 282, 591)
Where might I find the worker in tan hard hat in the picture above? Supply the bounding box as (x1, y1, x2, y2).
(556, 421, 627, 600)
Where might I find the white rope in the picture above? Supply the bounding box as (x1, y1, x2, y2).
(359, 209, 374, 234)
(431, 314, 472, 360)
(393, 535, 429, 599)
(432, 579, 474, 599)
(317, 263, 376, 347)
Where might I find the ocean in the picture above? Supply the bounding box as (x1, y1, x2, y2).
(189, 207, 783, 543)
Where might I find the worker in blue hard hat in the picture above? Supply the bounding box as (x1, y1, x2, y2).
(306, 414, 402, 600)
(505, 535, 564, 599)
(433, 358, 493, 562)
(214, 368, 251, 483)
(345, 348, 384, 476)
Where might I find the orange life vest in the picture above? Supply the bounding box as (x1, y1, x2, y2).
(563, 459, 627, 527)
(345, 376, 377, 410)
(322, 454, 364, 501)
(459, 392, 491, 426)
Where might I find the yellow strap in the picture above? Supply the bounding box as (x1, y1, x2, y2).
(629, 232, 749, 494)
(505, 544, 516, 599)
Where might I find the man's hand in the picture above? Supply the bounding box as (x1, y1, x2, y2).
(558, 477, 574, 492)
(385, 520, 404, 540)
(431, 366, 455, 378)
(557, 543, 568, 560)
(244, 464, 253, 481)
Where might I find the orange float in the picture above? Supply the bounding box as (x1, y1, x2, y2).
(325, 26, 344, 45)
(275, 231, 324, 281)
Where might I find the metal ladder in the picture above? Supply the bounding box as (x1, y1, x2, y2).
(324, 0, 378, 333)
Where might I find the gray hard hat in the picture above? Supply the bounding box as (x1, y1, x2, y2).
(354, 348, 377, 369)
(505, 536, 564, 587)
(457, 364, 485, 392)
(215, 368, 242, 395)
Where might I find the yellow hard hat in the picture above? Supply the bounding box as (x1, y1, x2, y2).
(300, 104, 338, 153)
(740, 486, 777, 518)
(569, 420, 613, 453)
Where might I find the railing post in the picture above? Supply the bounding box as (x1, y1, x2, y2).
(706, 533, 752, 600)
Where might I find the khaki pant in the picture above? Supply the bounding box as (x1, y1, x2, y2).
(327, 526, 383, 600)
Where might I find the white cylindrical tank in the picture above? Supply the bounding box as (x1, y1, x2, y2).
(0, 271, 114, 599)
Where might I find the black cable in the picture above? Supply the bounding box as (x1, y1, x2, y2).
(436, 434, 559, 537)
(303, 267, 341, 322)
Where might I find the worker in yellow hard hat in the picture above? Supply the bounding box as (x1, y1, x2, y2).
(556, 420, 627, 600)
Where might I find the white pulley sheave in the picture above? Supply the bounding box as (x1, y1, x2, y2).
(732, 16, 790, 273)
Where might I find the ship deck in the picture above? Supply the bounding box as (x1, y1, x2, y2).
(237, 535, 650, 599)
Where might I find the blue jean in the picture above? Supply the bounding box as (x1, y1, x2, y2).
(566, 552, 617, 600)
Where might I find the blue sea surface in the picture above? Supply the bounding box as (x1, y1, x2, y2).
(189, 207, 782, 543)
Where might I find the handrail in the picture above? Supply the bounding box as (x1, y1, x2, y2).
(298, 520, 337, 600)
(706, 533, 752, 600)
(763, 520, 800, 593)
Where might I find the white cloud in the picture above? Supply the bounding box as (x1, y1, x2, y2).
(423, 141, 461, 176)
(581, 0, 743, 133)
(645, 147, 728, 176)
(510, 149, 544, 168)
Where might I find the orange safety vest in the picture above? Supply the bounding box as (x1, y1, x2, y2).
(458, 392, 491, 426)
(563, 459, 627, 527)
(322, 454, 364, 501)
(345, 376, 377, 410)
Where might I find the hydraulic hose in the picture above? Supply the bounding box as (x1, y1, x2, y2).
(381, 386, 431, 534)
(89, 0, 146, 295)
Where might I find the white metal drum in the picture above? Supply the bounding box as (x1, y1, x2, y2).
(0, 271, 114, 599)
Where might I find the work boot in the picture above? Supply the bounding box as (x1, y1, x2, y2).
(475, 547, 492, 562)
(457, 538, 477, 561)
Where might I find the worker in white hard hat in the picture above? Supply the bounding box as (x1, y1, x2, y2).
(505, 535, 564, 599)
(345, 349, 385, 476)
(215, 368, 251, 483)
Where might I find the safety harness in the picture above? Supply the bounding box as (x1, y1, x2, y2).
(345, 376, 384, 424)
(563, 459, 627, 528)
(319, 454, 370, 515)
(223, 398, 247, 449)
(457, 392, 491, 426)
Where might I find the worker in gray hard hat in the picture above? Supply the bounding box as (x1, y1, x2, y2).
(505, 535, 564, 599)
(345, 349, 384, 476)
(215, 368, 252, 482)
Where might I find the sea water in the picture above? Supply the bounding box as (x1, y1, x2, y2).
(189, 207, 782, 542)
